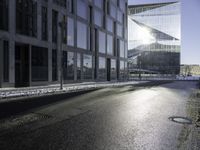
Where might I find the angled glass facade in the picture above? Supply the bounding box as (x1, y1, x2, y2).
(128, 1, 181, 75)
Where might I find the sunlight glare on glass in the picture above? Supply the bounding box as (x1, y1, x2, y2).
(139, 27, 155, 44)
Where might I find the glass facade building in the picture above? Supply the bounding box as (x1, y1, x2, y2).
(128, 1, 181, 75)
(0, 0, 128, 88)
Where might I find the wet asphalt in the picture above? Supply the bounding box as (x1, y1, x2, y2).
(0, 81, 197, 150)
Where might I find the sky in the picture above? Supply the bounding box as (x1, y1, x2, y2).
(128, 0, 200, 65)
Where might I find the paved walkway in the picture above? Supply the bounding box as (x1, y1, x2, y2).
(0, 81, 147, 100)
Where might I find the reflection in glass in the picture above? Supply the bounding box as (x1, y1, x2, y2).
(77, 21, 87, 49)
(107, 34, 113, 55)
(94, 0, 103, 9)
(98, 57, 106, 80)
(111, 59, 117, 80)
(120, 40, 125, 58)
(83, 54, 93, 79)
(77, 53, 81, 80)
(63, 51, 74, 80)
(128, 2, 181, 74)
(94, 9, 103, 27)
(110, 3, 116, 19)
(117, 23, 123, 37)
(67, 17, 74, 46)
(117, 10, 123, 24)
(107, 17, 113, 33)
(120, 61, 125, 79)
(99, 31, 106, 53)
(77, 0, 87, 19)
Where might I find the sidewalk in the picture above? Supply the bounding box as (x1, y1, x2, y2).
(0, 81, 148, 101)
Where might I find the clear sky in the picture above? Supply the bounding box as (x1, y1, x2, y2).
(128, 0, 200, 65)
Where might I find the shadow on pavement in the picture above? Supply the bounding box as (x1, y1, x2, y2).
(0, 89, 97, 120)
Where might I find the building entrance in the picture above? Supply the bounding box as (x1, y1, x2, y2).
(15, 44, 30, 87)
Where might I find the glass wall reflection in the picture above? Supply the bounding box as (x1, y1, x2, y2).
(128, 1, 181, 75)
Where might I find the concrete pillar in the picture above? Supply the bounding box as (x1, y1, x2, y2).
(9, 0, 16, 86)
(0, 39, 3, 88)
(48, 0, 53, 82)
(9, 41, 15, 86)
(74, 53, 77, 81)
(57, 12, 62, 83)
(29, 45, 32, 86)
(37, 1, 42, 40)
(48, 47, 52, 82)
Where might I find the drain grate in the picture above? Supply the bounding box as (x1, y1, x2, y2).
(169, 116, 193, 125)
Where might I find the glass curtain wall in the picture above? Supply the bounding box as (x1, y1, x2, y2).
(128, 1, 181, 75)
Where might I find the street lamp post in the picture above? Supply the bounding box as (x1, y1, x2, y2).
(59, 16, 66, 90)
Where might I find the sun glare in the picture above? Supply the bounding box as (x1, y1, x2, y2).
(139, 27, 155, 44)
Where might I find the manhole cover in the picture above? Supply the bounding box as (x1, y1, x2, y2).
(168, 116, 193, 125)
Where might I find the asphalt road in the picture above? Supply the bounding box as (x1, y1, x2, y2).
(0, 81, 198, 150)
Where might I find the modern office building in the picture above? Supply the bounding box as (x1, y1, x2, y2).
(128, 1, 181, 75)
(0, 0, 128, 88)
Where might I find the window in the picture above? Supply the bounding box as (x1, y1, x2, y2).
(107, 34, 113, 55)
(120, 40, 125, 58)
(32, 46, 48, 81)
(77, 53, 81, 80)
(3, 41, 9, 82)
(52, 49, 57, 81)
(67, 0, 74, 13)
(0, 0, 8, 31)
(16, 0, 37, 37)
(111, 59, 116, 80)
(98, 57, 106, 80)
(52, 10, 58, 43)
(94, 0, 103, 9)
(117, 23, 123, 37)
(94, 9, 103, 27)
(117, 10, 123, 23)
(112, 0, 117, 5)
(67, 17, 74, 46)
(42, 7, 48, 41)
(120, 61, 125, 79)
(110, 3, 116, 19)
(106, 17, 113, 33)
(120, 0, 125, 12)
(77, 0, 87, 20)
(77, 21, 87, 49)
(83, 54, 93, 79)
(99, 31, 106, 54)
(53, 0, 66, 7)
(63, 51, 74, 80)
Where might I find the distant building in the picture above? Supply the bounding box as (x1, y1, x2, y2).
(0, 0, 128, 88)
(180, 65, 200, 76)
(128, 1, 181, 75)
